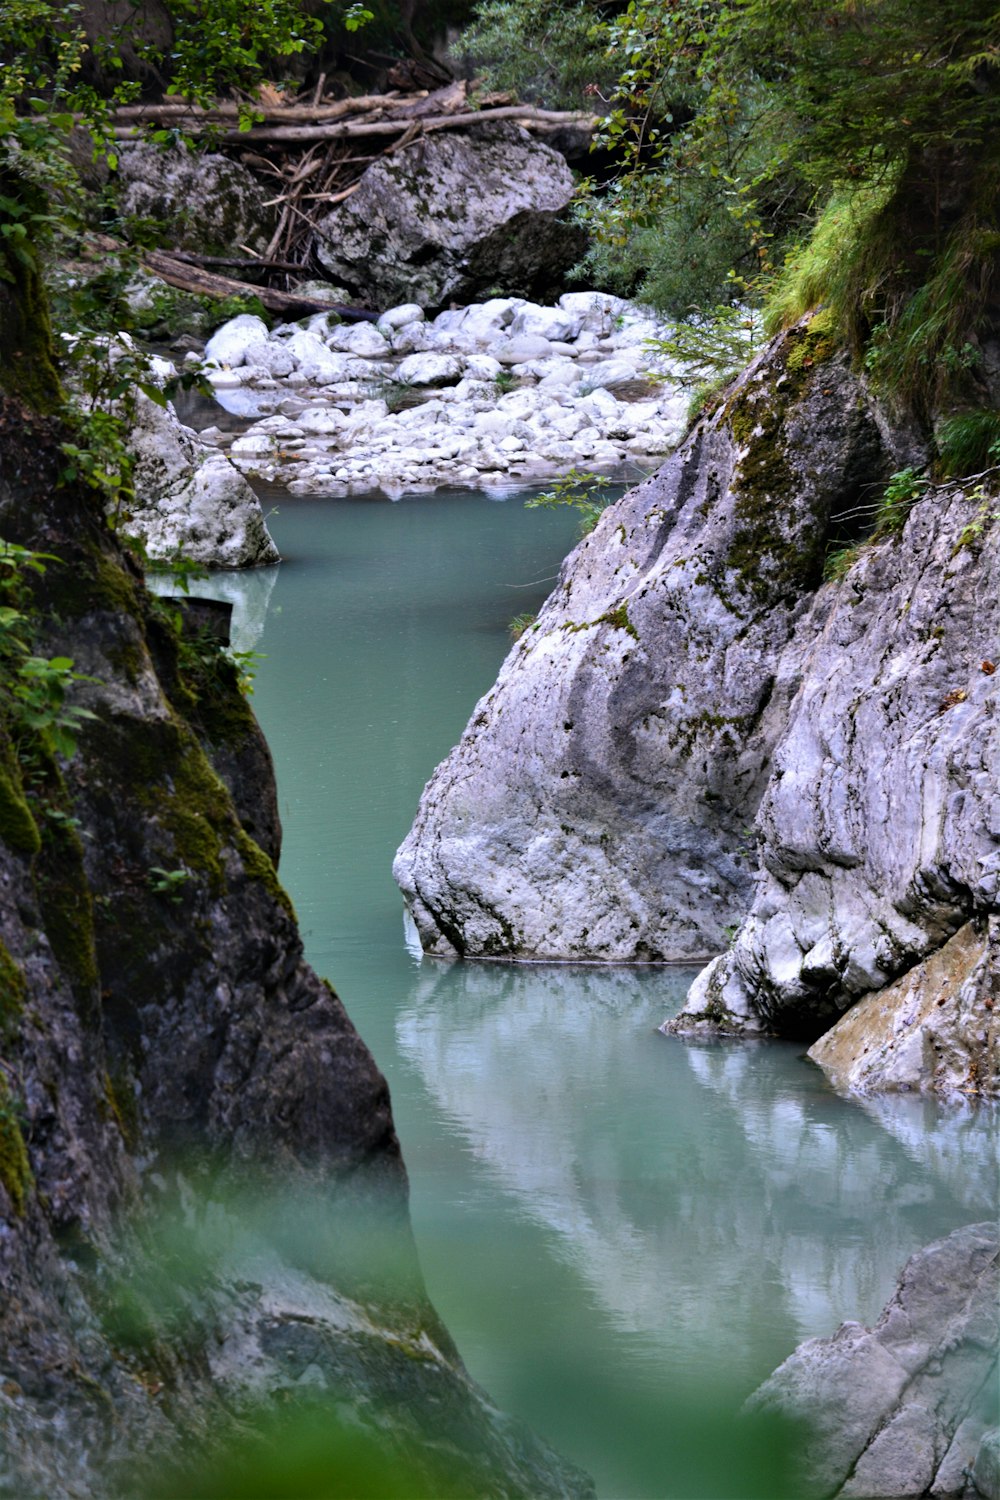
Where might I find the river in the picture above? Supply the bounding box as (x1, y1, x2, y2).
(212, 485, 997, 1499)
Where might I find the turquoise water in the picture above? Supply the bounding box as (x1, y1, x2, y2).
(215, 488, 997, 1498)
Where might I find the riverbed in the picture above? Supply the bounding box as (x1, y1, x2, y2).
(214, 486, 998, 1498)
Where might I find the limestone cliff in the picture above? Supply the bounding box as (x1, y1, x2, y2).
(394, 323, 998, 1096)
(0, 396, 589, 1497)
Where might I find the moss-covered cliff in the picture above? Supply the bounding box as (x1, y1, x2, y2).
(0, 393, 590, 1498)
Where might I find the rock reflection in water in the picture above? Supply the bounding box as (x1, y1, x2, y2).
(397, 960, 998, 1392)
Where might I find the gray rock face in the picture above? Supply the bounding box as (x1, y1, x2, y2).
(750, 1222, 999, 1499)
(314, 123, 586, 310)
(115, 143, 275, 254)
(675, 477, 1000, 1047)
(0, 403, 590, 1499)
(125, 387, 280, 568)
(394, 325, 893, 961)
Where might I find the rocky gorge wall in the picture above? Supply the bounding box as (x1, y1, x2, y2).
(0, 396, 589, 1497)
(394, 320, 999, 1097)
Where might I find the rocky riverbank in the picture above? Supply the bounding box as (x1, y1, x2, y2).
(393, 317, 999, 1100)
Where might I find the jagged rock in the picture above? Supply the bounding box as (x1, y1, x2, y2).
(749, 1222, 999, 1499)
(0, 398, 591, 1500)
(394, 322, 893, 961)
(115, 144, 276, 255)
(124, 388, 279, 568)
(672, 473, 1000, 1050)
(313, 123, 586, 310)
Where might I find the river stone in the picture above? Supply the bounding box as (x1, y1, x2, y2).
(204, 314, 271, 369)
(395, 352, 463, 386)
(123, 389, 279, 568)
(749, 1222, 999, 1499)
(115, 143, 275, 254)
(394, 323, 892, 961)
(495, 334, 555, 365)
(313, 123, 584, 310)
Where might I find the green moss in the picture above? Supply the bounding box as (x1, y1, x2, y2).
(0, 940, 26, 1047)
(162, 746, 232, 893)
(721, 336, 829, 602)
(0, 1077, 32, 1217)
(561, 602, 639, 639)
(103, 1067, 140, 1150)
(0, 751, 40, 856)
(35, 814, 99, 1008)
(233, 826, 296, 921)
(44, 540, 141, 620)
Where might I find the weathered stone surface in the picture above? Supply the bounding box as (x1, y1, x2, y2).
(673, 475, 1000, 1048)
(750, 1222, 999, 1499)
(125, 388, 279, 568)
(808, 920, 1000, 1097)
(0, 400, 591, 1500)
(394, 323, 893, 960)
(115, 144, 275, 254)
(313, 123, 586, 310)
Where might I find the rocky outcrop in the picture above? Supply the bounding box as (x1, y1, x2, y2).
(313, 123, 586, 310)
(394, 316, 998, 1093)
(394, 320, 896, 961)
(750, 1222, 999, 1499)
(0, 397, 589, 1498)
(673, 476, 1000, 1058)
(114, 143, 276, 255)
(125, 383, 279, 568)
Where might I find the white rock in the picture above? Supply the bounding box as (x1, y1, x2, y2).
(462, 354, 502, 381)
(328, 321, 391, 357)
(494, 334, 554, 365)
(204, 314, 271, 369)
(378, 303, 425, 332)
(395, 352, 463, 386)
(508, 303, 579, 342)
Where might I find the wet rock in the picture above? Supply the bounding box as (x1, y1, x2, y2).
(115, 144, 275, 255)
(749, 1222, 999, 1499)
(313, 123, 585, 310)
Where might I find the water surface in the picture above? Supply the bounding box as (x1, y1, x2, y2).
(213, 487, 997, 1498)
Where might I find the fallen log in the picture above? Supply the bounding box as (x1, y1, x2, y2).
(109, 104, 598, 144)
(85, 233, 376, 319)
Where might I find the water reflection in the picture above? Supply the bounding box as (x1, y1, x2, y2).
(397, 959, 998, 1393)
(147, 565, 279, 653)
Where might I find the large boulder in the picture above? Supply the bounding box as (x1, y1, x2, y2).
(314, 123, 587, 311)
(749, 1222, 999, 1500)
(394, 321, 894, 962)
(115, 144, 275, 254)
(125, 388, 280, 568)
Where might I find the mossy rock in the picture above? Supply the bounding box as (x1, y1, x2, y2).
(0, 1077, 32, 1217)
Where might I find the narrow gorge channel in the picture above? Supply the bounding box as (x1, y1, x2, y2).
(209, 487, 999, 1500)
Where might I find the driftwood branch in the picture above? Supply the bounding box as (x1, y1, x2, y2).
(85, 233, 375, 319)
(108, 104, 596, 144)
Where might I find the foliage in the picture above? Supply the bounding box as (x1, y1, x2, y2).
(0, 543, 97, 763)
(461, 0, 617, 110)
(147, 865, 193, 902)
(526, 0, 1000, 416)
(936, 411, 1000, 479)
(644, 303, 762, 390)
(524, 468, 616, 535)
(874, 468, 930, 538)
(507, 611, 537, 639)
